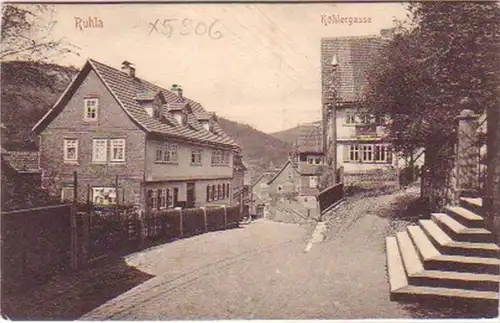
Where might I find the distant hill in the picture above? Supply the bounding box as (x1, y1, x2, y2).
(0, 61, 291, 175)
(270, 120, 322, 146)
(1, 61, 78, 150)
(217, 117, 293, 175)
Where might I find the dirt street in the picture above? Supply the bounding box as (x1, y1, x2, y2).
(80, 186, 477, 320)
(5, 186, 488, 320)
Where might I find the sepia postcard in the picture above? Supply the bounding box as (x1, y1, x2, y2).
(1, 1, 499, 321)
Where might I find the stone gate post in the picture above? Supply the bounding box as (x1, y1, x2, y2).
(455, 109, 480, 200)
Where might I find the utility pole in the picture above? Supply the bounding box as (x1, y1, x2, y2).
(327, 55, 339, 186)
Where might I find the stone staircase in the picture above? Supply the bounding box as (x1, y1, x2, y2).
(386, 197, 500, 307)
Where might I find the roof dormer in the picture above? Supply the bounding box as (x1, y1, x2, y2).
(168, 101, 188, 126)
(135, 91, 163, 118)
(196, 111, 211, 131)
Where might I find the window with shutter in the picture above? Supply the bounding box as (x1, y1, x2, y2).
(173, 187, 179, 206)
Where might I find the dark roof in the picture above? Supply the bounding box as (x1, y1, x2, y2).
(321, 36, 384, 104)
(2, 151, 40, 173)
(295, 123, 323, 153)
(33, 59, 239, 149)
(251, 171, 275, 188)
(267, 159, 299, 185)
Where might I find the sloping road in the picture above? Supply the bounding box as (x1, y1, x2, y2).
(81, 215, 413, 320)
(80, 186, 490, 320)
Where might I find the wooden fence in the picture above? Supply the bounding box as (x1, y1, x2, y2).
(1, 204, 241, 295)
(318, 183, 344, 215)
(1, 204, 72, 295)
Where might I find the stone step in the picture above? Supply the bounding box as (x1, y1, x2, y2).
(399, 228, 499, 292)
(459, 197, 484, 217)
(407, 225, 500, 274)
(391, 285, 499, 306)
(432, 213, 494, 243)
(445, 205, 485, 229)
(387, 236, 499, 305)
(386, 236, 408, 292)
(396, 230, 424, 274)
(420, 219, 500, 258)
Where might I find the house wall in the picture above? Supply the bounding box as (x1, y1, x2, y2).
(40, 69, 146, 204)
(267, 163, 299, 196)
(144, 139, 234, 207)
(252, 177, 270, 202)
(299, 175, 319, 196)
(145, 140, 233, 181)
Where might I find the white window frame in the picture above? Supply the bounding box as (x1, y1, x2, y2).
(156, 149, 163, 162)
(361, 144, 373, 162)
(159, 189, 167, 209)
(191, 148, 203, 165)
(309, 176, 318, 188)
(110, 139, 125, 162)
(150, 189, 158, 209)
(64, 139, 78, 162)
(160, 143, 178, 163)
(374, 144, 392, 163)
(167, 188, 174, 207)
(349, 144, 359, 161)
(84, 98, 99, 121)
(92, 139, 107, 163)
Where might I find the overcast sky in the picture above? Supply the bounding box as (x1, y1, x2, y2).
(40, 3, 409, 133)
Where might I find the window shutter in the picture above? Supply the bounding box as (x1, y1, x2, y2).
(343, 144, 349, 162)
(147, 190, 153, 208)
(174, 187, 179, 206)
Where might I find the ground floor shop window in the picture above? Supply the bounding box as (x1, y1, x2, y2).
(92, 187, 117, 205)
(147, 187, 178, 209)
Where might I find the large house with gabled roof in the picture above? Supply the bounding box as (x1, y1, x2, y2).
(321, 34, 395, 179)
(32, 59, 240, 210)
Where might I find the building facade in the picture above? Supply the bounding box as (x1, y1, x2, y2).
(292, 122, 326, 197)
(32, 59, 240, 211)
(321, 35, 396, 178)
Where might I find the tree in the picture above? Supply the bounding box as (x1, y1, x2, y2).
(364, 2, 500, 209)
(1, 4, 79, 61)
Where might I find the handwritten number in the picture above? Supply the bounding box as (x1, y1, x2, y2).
(208, 20, 223, 40)
(195, 22, 207, 35)
(180, 18, 192, 36)
(149, 18, 223, 40)
(162, 19, 177, 37)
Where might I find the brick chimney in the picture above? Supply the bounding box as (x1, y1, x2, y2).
(121, 61, 136, 77)
(170, 84, 184, 100)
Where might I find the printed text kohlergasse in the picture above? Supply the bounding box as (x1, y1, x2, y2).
(321, 14, 372, 26)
